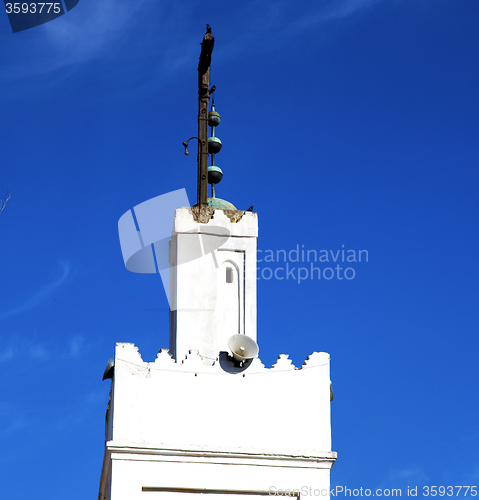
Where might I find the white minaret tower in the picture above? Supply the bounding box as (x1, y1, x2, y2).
(168, 206, 258, 364)
(99, 26, 336, 500)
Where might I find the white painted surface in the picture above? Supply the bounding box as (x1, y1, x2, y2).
(100, 208, 336, 500)
(106, 448, 334, 500)
(169, 209, 258, 364)
(99, 344, 336, 500)
(108, 344, 332, 454)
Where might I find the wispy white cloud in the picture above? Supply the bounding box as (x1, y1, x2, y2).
(0, 0, 384, 93)
(450, 461, 479, 488)
(0, 386, 105, 463)
(64, 334, 86, 359)
(380, 465, 429, 489)
(0, 0, 157, 89)
(0, 333, 88, 365)
(0, 260, 70, 320)
(0, 345, 15, 363)
(43, 0, 152, 66)
(323, 0, 380, 20)
(467, 463, 479, 484)
(28, 343, 51, 361)
(0, 402, 28, 440)
(331, 461, 429, 494)
(2, 415, 28, 436)
(210, 0, 383, 68)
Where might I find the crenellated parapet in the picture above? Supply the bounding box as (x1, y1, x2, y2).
(113, 342, 329, 374)
(107, 343, 333, 458)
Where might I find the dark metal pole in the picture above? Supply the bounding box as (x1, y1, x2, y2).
(197, 25, 214, 207)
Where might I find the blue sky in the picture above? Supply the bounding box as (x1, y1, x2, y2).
(1, 0, 478, 498)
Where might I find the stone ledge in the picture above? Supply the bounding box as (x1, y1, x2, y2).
(105, 441, 337, 468)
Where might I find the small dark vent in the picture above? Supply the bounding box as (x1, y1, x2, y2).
(226, 267, 234, 283)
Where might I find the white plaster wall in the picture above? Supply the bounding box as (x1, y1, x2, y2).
(101, 321, 335, 500)
(108, 344, 332, 456)
(105, 450, 334, 500)
(169, 209, 257, 363)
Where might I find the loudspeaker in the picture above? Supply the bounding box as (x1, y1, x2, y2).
(227, 334, 259, 362)
(102, 356, 114, 381)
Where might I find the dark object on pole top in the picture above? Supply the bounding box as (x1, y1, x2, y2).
(198, 25, 215, 74)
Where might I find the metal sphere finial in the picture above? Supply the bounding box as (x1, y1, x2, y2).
(208, 110, 221, 127)
(208, 165, 223, 185)
(208, 137, 222, 154)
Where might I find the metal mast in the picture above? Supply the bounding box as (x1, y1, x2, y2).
(197, 25, 214, 207)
